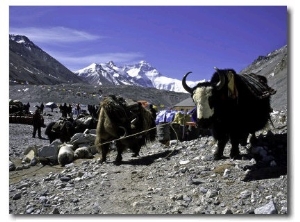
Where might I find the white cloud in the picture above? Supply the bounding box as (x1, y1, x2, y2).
(9, 26, 144, 70)
(88, 52, 144, 64)
(47, 51, 144, 71)
(9, 26, 101, 43)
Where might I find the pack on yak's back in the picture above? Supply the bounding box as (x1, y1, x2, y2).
(51, 120, 66, 133)
(124, 98, 140, 112)
(102, 95, 141, 124)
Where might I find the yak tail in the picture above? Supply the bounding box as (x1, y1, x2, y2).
(119, 126, 127, 138)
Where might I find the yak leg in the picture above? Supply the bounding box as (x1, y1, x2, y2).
(239, 132, 249, 146)
(249, 132, 258, 146)
(214, 135, 228, 160)
(131, 139, 142, 157)
(115, 140, 124, 165)
(131, 145, 141, 157)
(230, 134, 241, 159)
(47, 132, 56, 144)
(100, 143, 110, 163)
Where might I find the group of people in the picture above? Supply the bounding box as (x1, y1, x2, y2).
(59, 103, 73, 118)
(59, 103, 84, 118)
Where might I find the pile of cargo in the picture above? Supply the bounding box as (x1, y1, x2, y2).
(9, 99, 39, 125)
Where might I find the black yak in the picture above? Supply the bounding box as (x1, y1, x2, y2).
(95, 95, 156, 165)
(45, 119, 75, 144)
(182, 68, 276, 160)
(45, 115, 98, 144)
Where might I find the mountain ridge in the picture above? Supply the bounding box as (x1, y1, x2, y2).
(9, 34, 287, 110)
(74, 60, 199, 93)
(9, 34, 86, 85)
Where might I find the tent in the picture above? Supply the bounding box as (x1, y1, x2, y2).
(45, 102, 57, 108)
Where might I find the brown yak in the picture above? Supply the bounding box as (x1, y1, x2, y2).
(95, 95, 156, 165)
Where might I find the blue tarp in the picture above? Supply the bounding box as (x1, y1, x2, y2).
(155, 110, 177, 124)
(187, 107, 197, 122)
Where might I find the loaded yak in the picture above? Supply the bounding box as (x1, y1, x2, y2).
(182, 68, 276, 160)
(95, 95, 156, 165)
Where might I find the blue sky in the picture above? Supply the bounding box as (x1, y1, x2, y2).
(9, 5, 287, 81)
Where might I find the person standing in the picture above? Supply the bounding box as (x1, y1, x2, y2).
(32, 108, 43, 139)
(24, 102, 30, 114)
(61, 103, 68, 118)
(67, 104, 73, 118)
(76, 103, 81, 117)
(40, 102, 44, 114)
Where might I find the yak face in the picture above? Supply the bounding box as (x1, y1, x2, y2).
(182, 69, 227, 129)
(192, 86, 215, 128)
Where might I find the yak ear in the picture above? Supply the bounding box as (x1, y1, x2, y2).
(213, 67, 226, 90)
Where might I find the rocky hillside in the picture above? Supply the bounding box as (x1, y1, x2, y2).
(9, 35, 86, 85)
(240, 45, 288, 111)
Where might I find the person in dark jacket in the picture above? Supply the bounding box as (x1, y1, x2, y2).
(61, 103, 68, 118)
(76, 103, 81, 117)
(24, 102, 30, 114)
(40, 102, 44, 114)
(67, 104, 73, 118)
(32, 108, 43, 139)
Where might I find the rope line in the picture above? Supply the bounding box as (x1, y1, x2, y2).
(95, 122, 180, 147)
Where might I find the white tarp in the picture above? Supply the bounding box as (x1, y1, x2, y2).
(45, 102, 57, 108)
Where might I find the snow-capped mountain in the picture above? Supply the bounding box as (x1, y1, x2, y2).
(74, 60, 200, 93)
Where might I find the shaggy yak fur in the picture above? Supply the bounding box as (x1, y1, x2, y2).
(95, 95, 156, 165)
(182, 68, 276, 160)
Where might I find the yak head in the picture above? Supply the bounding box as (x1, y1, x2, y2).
(182, 68, 236, 128)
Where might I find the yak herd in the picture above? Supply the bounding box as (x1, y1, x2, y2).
(37, 68, 277, 165)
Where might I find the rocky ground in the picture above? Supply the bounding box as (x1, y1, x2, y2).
(8, 102, 288, 216)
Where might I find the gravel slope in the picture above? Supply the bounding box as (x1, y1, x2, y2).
(8, 104, 288, 215)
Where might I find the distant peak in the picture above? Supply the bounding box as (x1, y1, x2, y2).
(84, 63, 102, 70)
(89, 63, 98, 67)
(139, 60, 149, 65)
(107, 61, 116, 66)
(9, 34, 34, 47)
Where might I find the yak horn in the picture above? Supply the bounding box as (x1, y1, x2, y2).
(214, 67, 225, 90)
(119, 126, 127, 138)
(182, 72, 193, 94)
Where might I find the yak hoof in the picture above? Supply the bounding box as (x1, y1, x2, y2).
(99, 158, 106, 164)
(114, 161, 121, 166)
(230, 153, 242, 160)
(213, 154, 225, 160)
(114, 158, 122, 165)
(131, 153, 139, 157)
(114, 155, 122, 165)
